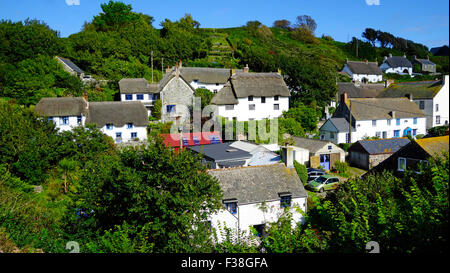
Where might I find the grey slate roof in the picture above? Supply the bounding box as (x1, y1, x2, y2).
(383, 56, 412, 68)
(86, 101, 149, 128)
(414, 58, 435, 65)
(327, 117, 356, 132)
(56, 56, 84, 74)
(207, 163, 307, 205)
(188, 142, 252, 163)
(291, 137, 336, 153)
(349, 138, 411, 155)
(348, 98, 426, 120)
(211, 72, 290, 105)
(35, 97, 88, 117)
(337, 82, 384, 98)
(157, 69, 196, 93)
(119, 78, 159, 94)
(345, 61, 382, 75)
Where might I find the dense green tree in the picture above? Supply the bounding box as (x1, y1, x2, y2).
(66, 140, 223, 252)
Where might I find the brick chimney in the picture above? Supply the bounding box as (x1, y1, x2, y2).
(365, 59, 368, 64)
(244, 64, 249, 73)
(83, 91, 89, 109)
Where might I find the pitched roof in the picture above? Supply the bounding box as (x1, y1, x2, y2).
(211, 72, 290, 105)
(119, 78, 159, 94)
(349, 138, 411, 155)
(179, 67, 241, 84)
(383, 56, 412, 68)
(157, 69, 195, 93)
(348, 98, 426, 120)
(415, 135, 449, 156)
(379, 80, 443, 99)
(337, 82, 384, 98)
(85, 102, 149, 128)
(327, 117, 356, 132)
(231, 72, 291, 98)
(230, 141, 281, 166)
(188, 142, 252, 163)
(56, 56, 84, 74)
(207, 163, 307, 205)
(414, 58, 435, 65)
(35, 97, 88, 117)
(210, 83, 238, 105)
(291, 137, 338, 153)
(345, 61, 382, 75)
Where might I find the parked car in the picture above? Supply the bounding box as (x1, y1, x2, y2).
(307, 168, 326, 182)
(306, 175, 340, 193)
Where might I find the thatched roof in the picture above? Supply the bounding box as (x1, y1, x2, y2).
(179, 67, 240, 84)
(119, 78, 159, 94)
(86, 102, 149, 128)
(35, 97, 88, 117)
(207, 163, 307, 205)
(211, 72, 290, 105)
(210, 83, 238, 105)
(345, 61, 382, 75)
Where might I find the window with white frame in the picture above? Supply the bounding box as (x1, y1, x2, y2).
(398, 157, 406, 171)
(436, 115, 441, 125)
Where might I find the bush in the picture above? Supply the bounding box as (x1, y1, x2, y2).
(334, 161, 349, 175)
(294, 161, 308, 185)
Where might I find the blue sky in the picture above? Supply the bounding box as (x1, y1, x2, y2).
(0, 0, 448, 48)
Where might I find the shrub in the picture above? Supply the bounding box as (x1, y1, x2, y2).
(334, 161, 349, 175)
(294, 161, 308, 185)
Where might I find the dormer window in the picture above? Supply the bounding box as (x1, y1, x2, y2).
(106, 124, 114, 130)
(127, 123, 133, 129)
(248, 96, 253, 101)
(125, 94, 132, 101)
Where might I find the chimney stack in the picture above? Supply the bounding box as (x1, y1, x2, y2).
(388, 53, 392, 58)
(244, 64, 249, 73)
(166, 66, 171, 73)
(365, 59, 368, 64)
(340, 92, 348, 104)
(282, 146, 294, 169)
(179, 60, 182, 68)
(406, 93, 413, 101)
(390, 111, 396, 119)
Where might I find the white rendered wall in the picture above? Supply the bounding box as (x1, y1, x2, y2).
(190, 81, 225, 94)
(432, 77, 449, 127)
(217, 96, 289, 121)
(353, 117, 426, 140)
(209, 197, 307, 243)
(100, 125, 148, 143)
(50, 115, 86, 132)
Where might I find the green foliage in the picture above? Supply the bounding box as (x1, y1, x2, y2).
(66, 140, 223, 252)
(426, 125, 449, 137)
(334, 161, 349, 176)
(294, 161, 308, 185)
(151, 99, 162, 120)
(92, 1, 142, 32)
(194, 88, 214, 109)
(283, 103, 318, 132)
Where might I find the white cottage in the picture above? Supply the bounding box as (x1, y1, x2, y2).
(379, 75, 449, 129)
(34, 97, 88, 132)
(211, 71, 290, 121)
(86, 102, 149, 143)
(320, 94, 427, 144)
(379, 54, 413, 75)
(119, 78, 159, 116)
(35, 97, 149, 143)
(207, 163, 307, 242)
(341, 60, 383, 83)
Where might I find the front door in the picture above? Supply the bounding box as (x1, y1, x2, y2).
(320, 154, 330, 170)
(403, 127, 412, 137)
